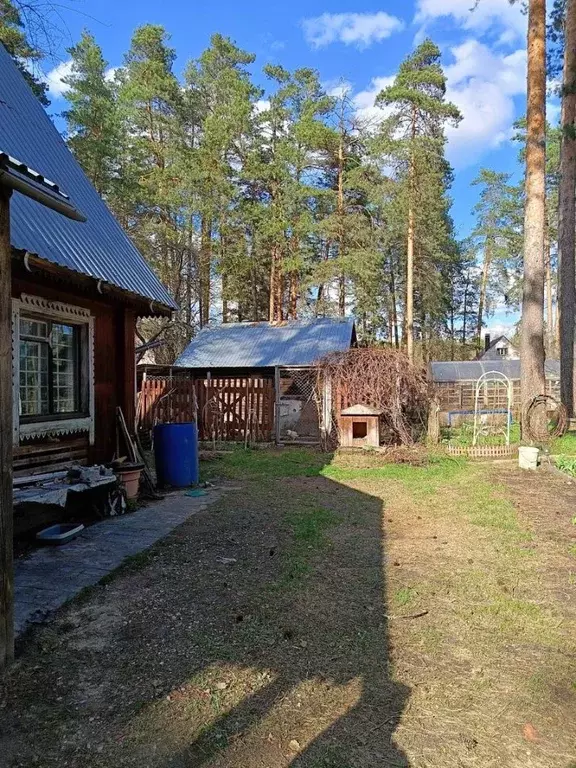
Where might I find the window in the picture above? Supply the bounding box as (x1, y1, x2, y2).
(19, 316, 81, 419)
(497, 346, 508, 357)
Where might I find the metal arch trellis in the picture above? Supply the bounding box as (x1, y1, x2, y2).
(472, 370, 513, 447)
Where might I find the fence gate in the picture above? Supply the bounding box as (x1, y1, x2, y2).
(276, 367, 320, 443)
(138, 376, 275, 442)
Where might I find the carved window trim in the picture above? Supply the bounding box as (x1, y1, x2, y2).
(12, 295, 95, 445)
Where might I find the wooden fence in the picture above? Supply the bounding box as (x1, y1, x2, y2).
(137, 376, 275, 442)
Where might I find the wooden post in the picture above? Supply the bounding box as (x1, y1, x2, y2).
(0, 188, 14, 670)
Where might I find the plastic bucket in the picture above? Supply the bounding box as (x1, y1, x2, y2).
(116, 467, 142, 499)
(154, 422, 199, 488)
(519, 446, 539, 470)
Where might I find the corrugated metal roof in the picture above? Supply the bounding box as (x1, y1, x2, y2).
(431, 359, 560, 382)
(0, 44, 176, 311)
(174, 318, 356, 368)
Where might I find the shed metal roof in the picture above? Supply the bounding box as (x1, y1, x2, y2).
(0, 44, 176, 312)
(174, 318, 355, 369)
(431, 359, 560, 382)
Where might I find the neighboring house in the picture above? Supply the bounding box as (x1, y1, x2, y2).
(139, 318, 356, 442)
(0, 43, 176, 475)
(431, 359, 560, 426)
(479, 334, 519, 361)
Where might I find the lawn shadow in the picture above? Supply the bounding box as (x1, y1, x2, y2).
(1, 449, 411, 767)
(165, 451, 410, 767)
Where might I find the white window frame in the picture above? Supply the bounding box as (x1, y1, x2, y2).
(12, 294, 95, 445)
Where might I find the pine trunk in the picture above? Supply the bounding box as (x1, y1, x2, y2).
(476, 239, 492, 348)
(406, 203, 415, 361)
(520, 0, 547, 427)
(199, 215, 212, 328)
(288, 272, 298, 319)
(337, 130, 346, 317)
(406, 108, 416, 362)
(389, 253, 400, 348)
(559, 0, 576, 415)
(269, 244, 283, 322)
(545, 225, 553, 353)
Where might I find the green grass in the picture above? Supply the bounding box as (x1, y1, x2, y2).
(551, 431, 576, 455)
(442, 421, 521, 447)
(202, 446, 329, 480)
(321, 455, 465, 485)
(394, 586, 417, 607)
(556, 454, 576, 478)
(277, 505, 338, 588)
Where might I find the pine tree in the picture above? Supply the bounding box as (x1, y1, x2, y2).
(184, 34, 258, 326)
(0, 0, 48, 103)
(118, 25, 189, 359)
(63, 31, 119, 197)
(520, 0, 547, 425)
(470, 169, 516, 348)
(558, 0, 576, 413)
(376, 39, 461, 361)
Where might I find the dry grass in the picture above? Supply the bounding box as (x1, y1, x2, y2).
(1, 449, 576, 767)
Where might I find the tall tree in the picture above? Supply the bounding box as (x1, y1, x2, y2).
(0, 0, 48, 103)
(184, 34, 257, 326)
(376, 39, 461, 361)
(470, 169, 516, 348)
(558, 0, 576, 414)
(520, 0, 547, 426)
(62, 31, 119, 197)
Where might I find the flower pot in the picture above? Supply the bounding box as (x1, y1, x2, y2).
(115, 463, 143, 499)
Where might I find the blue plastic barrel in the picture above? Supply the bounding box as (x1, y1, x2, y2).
(153, 422, 199, 488)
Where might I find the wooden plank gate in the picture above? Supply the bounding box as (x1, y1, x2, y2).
(138, 376, 275, 442)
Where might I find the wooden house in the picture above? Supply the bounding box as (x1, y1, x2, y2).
(0, 43, 176, 476)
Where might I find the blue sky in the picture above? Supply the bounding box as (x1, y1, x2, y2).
(40, 0, 547, 336)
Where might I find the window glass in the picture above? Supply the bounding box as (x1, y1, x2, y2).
(20, 318, 48, 338)
(19, 341, 49, 415)
(19, 316, 79, 417)
(51, 323, 77, 413)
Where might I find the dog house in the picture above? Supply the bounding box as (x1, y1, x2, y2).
(340, 404, 382, 448)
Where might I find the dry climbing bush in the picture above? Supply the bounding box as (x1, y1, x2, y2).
(316, 347, 430, 447)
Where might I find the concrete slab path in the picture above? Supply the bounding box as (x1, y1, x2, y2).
(14, 490, 220, 636)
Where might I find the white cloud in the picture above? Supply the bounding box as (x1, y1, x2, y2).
(254, 99, 270, 114)
(414, 0, 526, 43)
(302, 11, 404, 49)
(349, 40, 526, 169)
(444, 40, 526, 166)
(323, 79, 353, 99)
(486, 320, 517, 338)
(353, 76, 395, 124)
(44, 59, 73, 98)
(104, 66, 118, 83)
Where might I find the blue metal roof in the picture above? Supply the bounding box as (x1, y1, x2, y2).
(0, 44, 176, 312)
(431, 359, 560, 382)
(175, 318, 356, 369)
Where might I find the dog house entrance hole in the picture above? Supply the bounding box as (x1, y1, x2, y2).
(353, 421, 368, 439)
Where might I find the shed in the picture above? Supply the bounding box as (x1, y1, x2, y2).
(0, 43, 176, 475)
(139, 318, 356, 443)
(339, 404, 382, 448)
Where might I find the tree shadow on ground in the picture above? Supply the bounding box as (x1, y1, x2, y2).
(0, 451, 410, 767)
(164, 454, 410, 767)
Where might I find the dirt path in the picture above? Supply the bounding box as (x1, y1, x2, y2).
(1, 451, 576, 768)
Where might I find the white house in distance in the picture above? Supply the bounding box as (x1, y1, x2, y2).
(479, 335, 519, 361)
